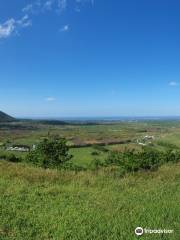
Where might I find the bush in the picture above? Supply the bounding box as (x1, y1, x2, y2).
(91, 151, 100, 156)
(92, 145, 109, 152)
(6, 154, 21, 163)
(26, 137, 72, 168)
(164, 149, 180, 163)
(138, 148, 162, 170)
(0, 154, 7, 160)
(106, 147, 180, 174)
(90, 158, 104, 170)
(106, 150, 136, 172)
(0, 153, 21, 162)
(61, 161, 87, 172)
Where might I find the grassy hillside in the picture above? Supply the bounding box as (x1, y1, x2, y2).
(0, 161, 179, 240)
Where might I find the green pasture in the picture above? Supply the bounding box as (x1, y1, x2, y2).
(70, 147, 107, 167)
(0, 121, 180, 239)
(0, 161, 179, 240)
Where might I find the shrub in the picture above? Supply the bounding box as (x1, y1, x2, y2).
(91, 151, 100, 156)
(0, 154, 7, 160)
(90, 158, 104, 170)
(26, 137, 72, 168)
(0, 153, 21, 162)
(6, 154, 21, 163)
(106, 147, 180, 174)
(138, 148, 162, 170)
(61, 161, 87, 172)
(164, 149, 180, 163)
(106, 150, 139, 172)
(92, 145, 109, 152)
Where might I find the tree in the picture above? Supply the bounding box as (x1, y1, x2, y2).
(27, 137, 72, 168)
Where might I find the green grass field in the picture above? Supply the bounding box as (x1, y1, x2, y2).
(0, 161, 179, 240)
(70, 147, 107, 167)
(0, 120, 180, 239)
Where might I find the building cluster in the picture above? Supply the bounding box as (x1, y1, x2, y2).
(137, 135, 155, 146)
(6, 145, 30, 152)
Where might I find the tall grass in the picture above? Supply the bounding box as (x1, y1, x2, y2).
(0, 161, 179, 240)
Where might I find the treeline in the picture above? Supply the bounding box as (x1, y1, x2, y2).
(105, 147, 180, 173)
(70, 140, 132, 148)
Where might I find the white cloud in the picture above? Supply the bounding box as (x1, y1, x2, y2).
(23, 0, 65, 14)
(45, 97, 56, 102)
(60, 24, 69, 32)
(17, 15, 32, 28)
(0, 15, 31, 39)
(22, 0, 93, 14)
(169, 81, 178, 87)
(44, 0, 54, 10)
(58, 0, 67, 11)
(22, 0, 43, 14)
(22, 4, 34, 13)
(0, 19, 16, 39)
(75, 0, 94, 13)
(76, 0, 94, 6)
(1, 0, 93, 40)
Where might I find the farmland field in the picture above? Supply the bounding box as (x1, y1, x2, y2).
(0, 119, 180, 239)
(1, 119, 180, 165)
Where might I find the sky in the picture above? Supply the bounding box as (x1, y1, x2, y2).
(1, 0, 180, 118)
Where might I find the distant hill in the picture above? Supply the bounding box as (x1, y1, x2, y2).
(33, 120, 68, 125)
(0, 111, 15, 122)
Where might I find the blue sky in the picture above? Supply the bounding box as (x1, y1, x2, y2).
(0, 0, 180, 118)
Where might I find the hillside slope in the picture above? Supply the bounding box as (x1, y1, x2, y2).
(0, 111, 15, 122)
(0, 161, 179, 240)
